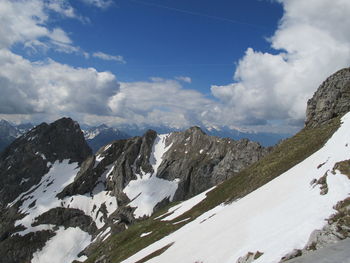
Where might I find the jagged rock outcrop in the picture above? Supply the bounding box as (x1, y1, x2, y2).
(158, 127, 269, 200)
(61, 126, 269, 218)
(305, 67, 350, 128)
(0, 118, 92, 263)
(57, 130, 158, 202)
(0, 117, 91, 207)
(32, 207, 98, 235)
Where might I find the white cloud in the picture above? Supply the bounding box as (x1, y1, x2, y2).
(93, 52, 126, 63)
(0, 49, 119, 116)
(107, 79, 215, 128)
(1, 0, 349, 134)
(175, 76, 192, 83)
(79, 0, 114, 9)
(45, 0, 77, 19)
(0, 0, 80, 54)
(211, 0, 350, 127)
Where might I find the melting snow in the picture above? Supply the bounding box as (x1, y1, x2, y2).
(140, 231, 152, 237)
(124, 134, 179, 218)
(124, 173, 179, 218)
(121, 112, 350, 263)
(12, 161, 117, 234)
(172, 218, 190, 225)
(161, 187, 215, 221)
(31, 227, 91, 263)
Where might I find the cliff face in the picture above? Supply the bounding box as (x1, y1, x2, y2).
(0, 118, 92, 263)
(64, 126, 268, 205)
(0, 117, 91, 207)
(305, 68, 350, 128)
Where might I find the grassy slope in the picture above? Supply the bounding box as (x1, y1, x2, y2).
(85, 117, 341, 263)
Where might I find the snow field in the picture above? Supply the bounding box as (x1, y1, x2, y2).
(124, 134, 179, 218)
(10, 160, 118, 262)
(121, 112, 350, 263)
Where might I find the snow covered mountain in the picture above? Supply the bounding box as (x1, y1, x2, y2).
(0, 68, 349, 263)
(0, 117, 267, 263)
(83, 124, 131, 152)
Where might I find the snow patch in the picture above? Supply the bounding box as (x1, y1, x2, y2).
(12, 161, 117, 234)
(173, 218, 191, 225)
(31, 227, 91, 263)
(161, 187, 215, 221)
(11, 160, 79, 234)
(124, 134, 179, 218)
(140, 231, 152, 237)
(124, 173, 179, 218)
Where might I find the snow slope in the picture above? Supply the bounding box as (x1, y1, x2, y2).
(159, 186, 215, 221)
(31, 227, 91, 263)
(122, 112, 350, 263)
(124, 134, 179, 218)
(9, 159, 118, 262)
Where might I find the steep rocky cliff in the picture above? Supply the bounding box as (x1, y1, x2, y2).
(0, 118, 92, 263)
(0, 117, 91, 208)
(60, 126, 268, 215)
(305, 67, 350, 128)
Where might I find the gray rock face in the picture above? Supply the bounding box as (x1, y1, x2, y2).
(32, 207, 98, 235)
(61, 126, 269, 214)
(0, 117, 92, 207)
(0, 117, 92, 263)
(305, 68, 350, 128)
(280, 196, 350, 262)
(158, 127, 269, 200)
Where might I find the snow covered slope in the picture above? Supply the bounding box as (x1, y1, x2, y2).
(8, 158, 118, 263)
(124, 134, 179, 218)
(121, 112, 350, 263)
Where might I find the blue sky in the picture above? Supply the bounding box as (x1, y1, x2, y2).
(1, 0, 350, 134)
(27, 0, 283, 89)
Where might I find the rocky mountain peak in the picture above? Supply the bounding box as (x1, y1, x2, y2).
(305, 67, 350, 128)
(0, 117, 91, 206)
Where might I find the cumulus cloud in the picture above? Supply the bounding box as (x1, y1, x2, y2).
(0, 49, 119, 116)
(0, 0, 83, 54)
(0, 0, 122, 122)
(211, 0, 350, 127)
(93, 52, 126, 63)
(107, 79, 215, 128)
(2, 0, 349, 134)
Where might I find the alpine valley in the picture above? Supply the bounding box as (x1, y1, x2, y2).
(0, 68, 350, 263)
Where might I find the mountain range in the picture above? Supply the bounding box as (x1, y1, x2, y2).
(0, 68, 349, 263)
(0, 120, 288, 156)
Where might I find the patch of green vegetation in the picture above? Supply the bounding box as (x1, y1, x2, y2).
(333, 159, 350, 179)
(85, 117, 341, 263)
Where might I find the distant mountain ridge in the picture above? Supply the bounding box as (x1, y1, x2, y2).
(0, 120, 33, 153)
(114, 123, 290, 147)
(83, 124, 131, 152)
